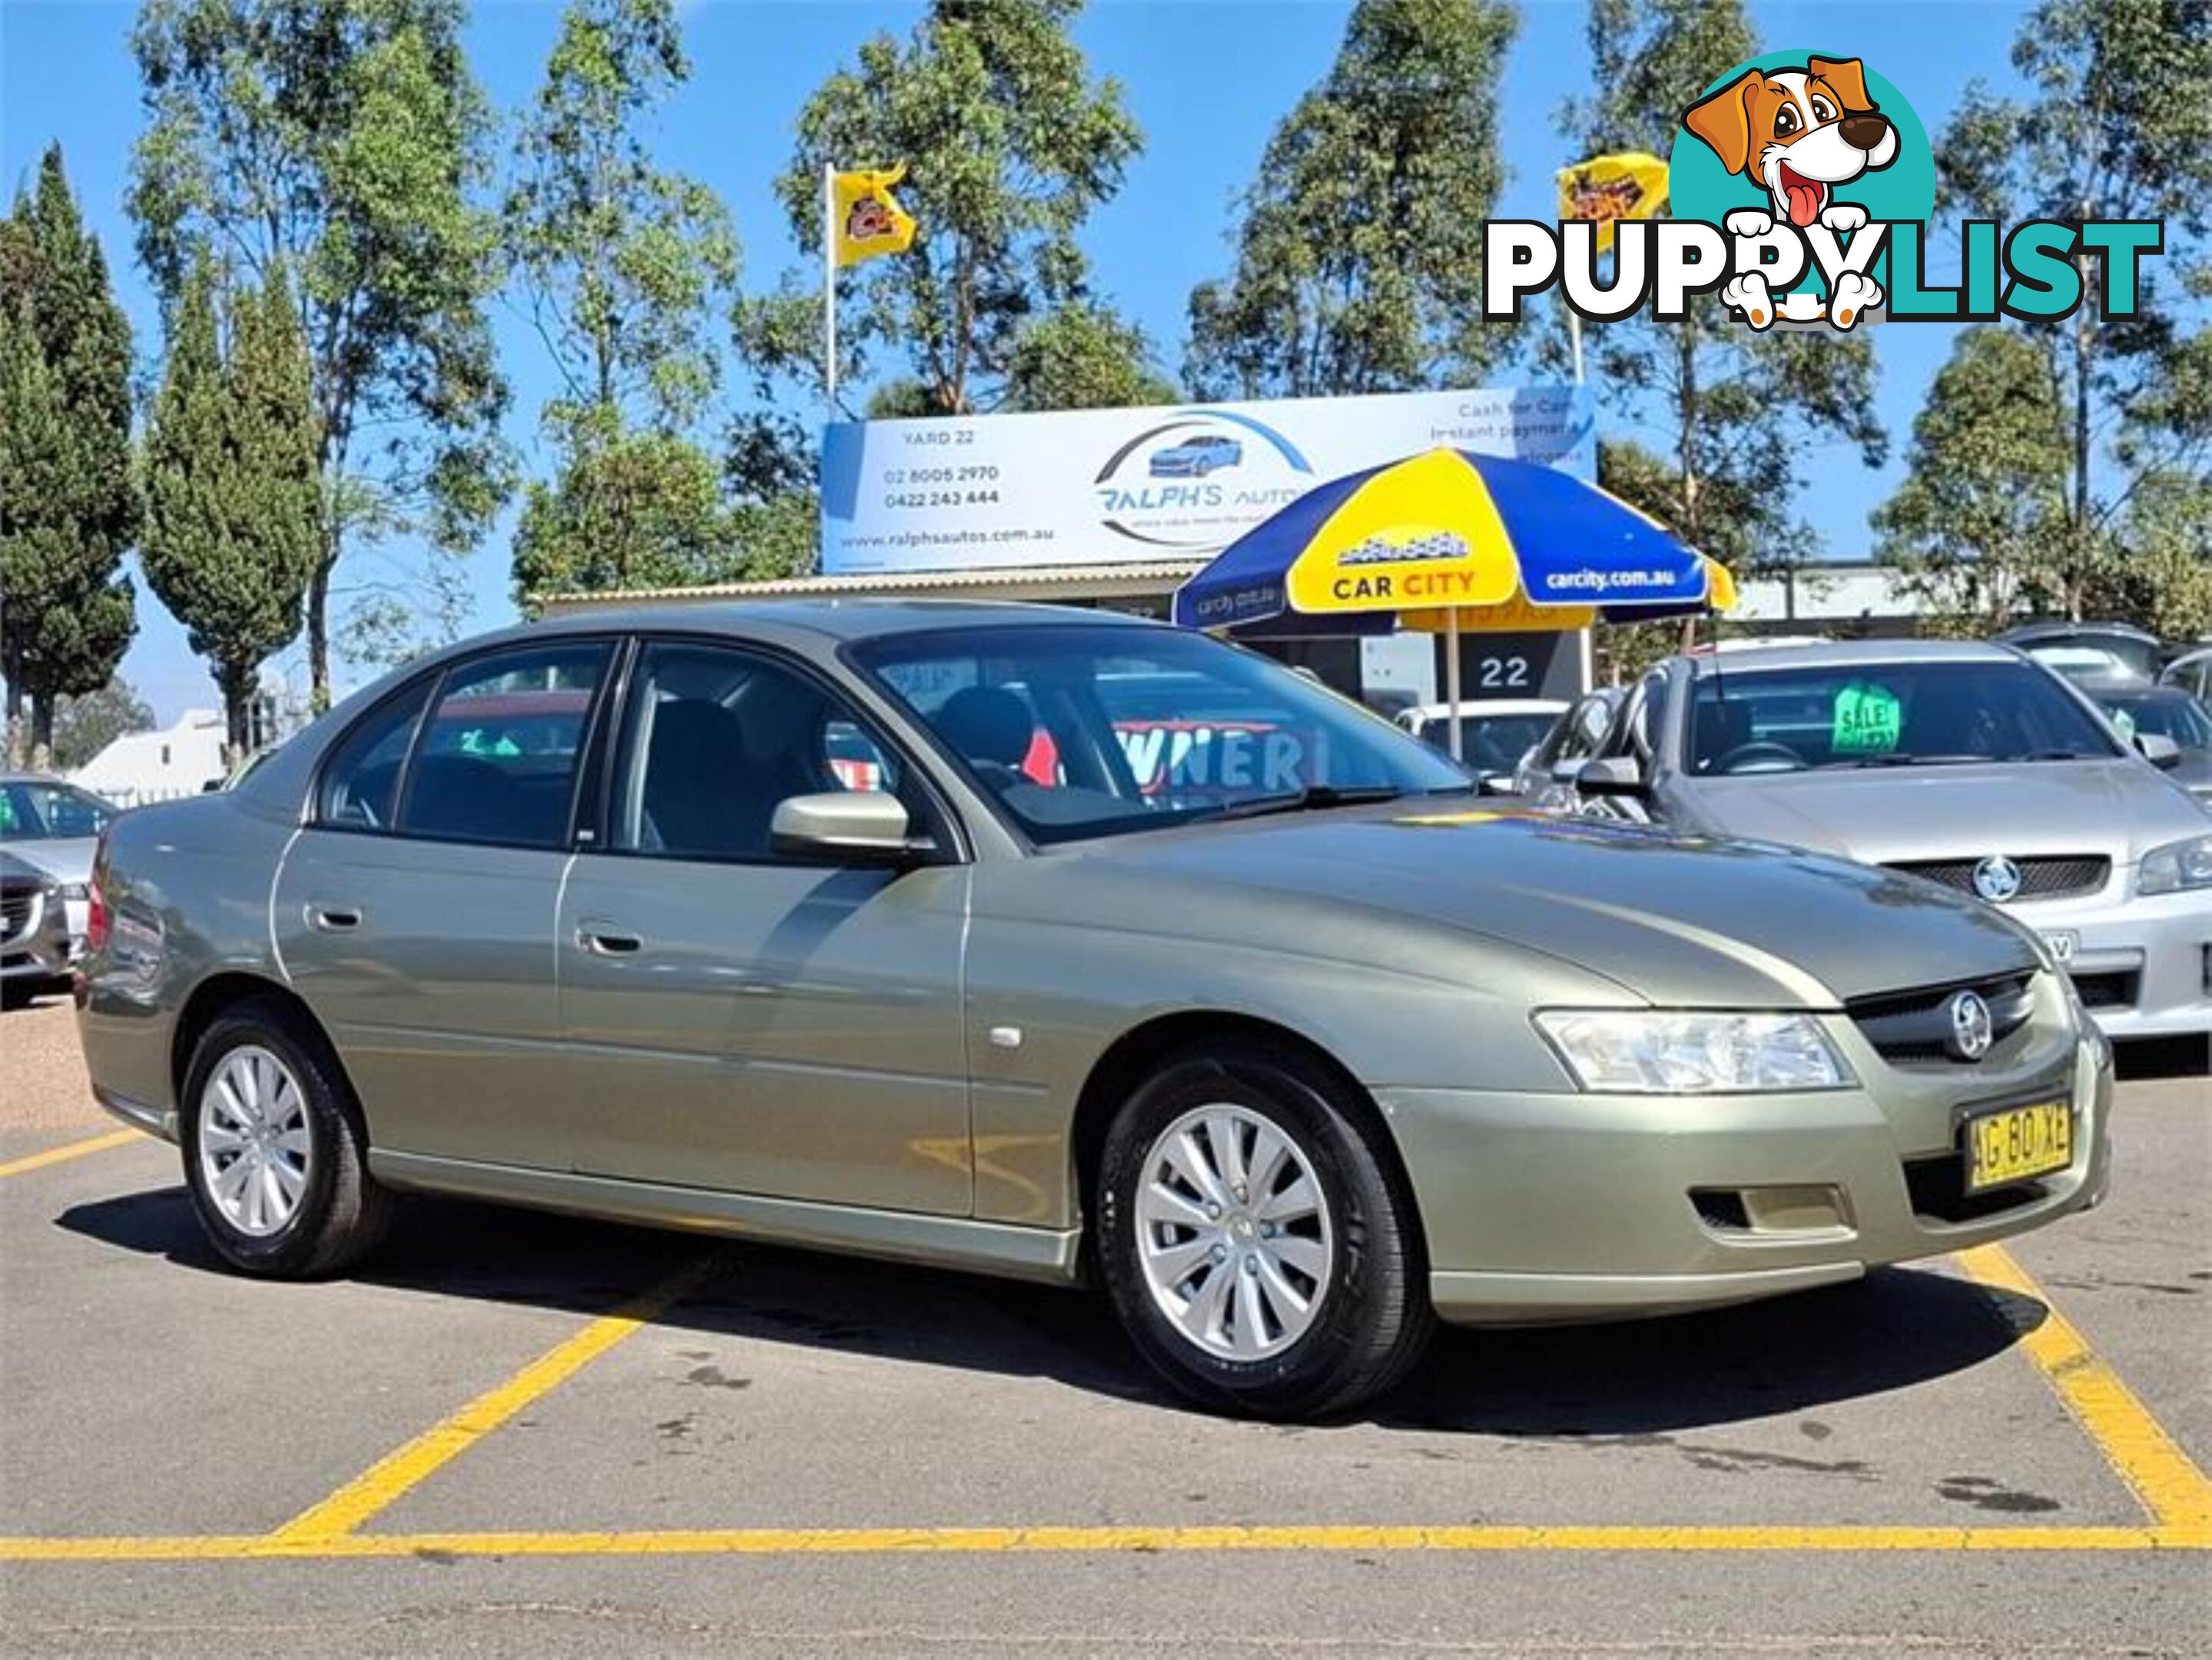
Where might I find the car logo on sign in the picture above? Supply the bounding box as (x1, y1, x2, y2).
(1972, 855, 2023, 902)
(1947, 991, 1995, 1062)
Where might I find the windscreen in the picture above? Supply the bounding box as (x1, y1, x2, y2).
(854, 623, 1471, 843)
(1687, 659, 2123, 775)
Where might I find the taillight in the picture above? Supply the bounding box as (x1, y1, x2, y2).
(85, 832, 111, 954)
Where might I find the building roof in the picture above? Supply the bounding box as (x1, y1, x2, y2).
(536, 559, 1205, 615)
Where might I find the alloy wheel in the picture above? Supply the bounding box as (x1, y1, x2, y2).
(1135, 1102, 1335, 1360)
(197, 1045, 312, 1237)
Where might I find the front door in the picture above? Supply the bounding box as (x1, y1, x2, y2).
(555, 638, 972, 1214)
(274, 638, 613, 1167)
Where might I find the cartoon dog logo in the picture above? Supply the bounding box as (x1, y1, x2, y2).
(1683, 55, 1895, 328)
(844, 196, 897, 245)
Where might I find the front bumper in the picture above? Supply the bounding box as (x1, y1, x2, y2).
(2011, 885, 2212, 1041)
(0, 891, 72, 982)
(1381, 994, 2111, 1326)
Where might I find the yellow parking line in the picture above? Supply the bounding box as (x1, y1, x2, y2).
(2, 1522, 2205, 1562)
(0, 1128, 141, 1180)
(268, 1251, 724, 1544)
(1956, 1243, 2212, 1529)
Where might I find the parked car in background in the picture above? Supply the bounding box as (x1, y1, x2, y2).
(1397, 699, 1567, 785)
(1512, 686, 1625, 808)
(1544, 641, 2211, 1044)
(76, 603, 2111, 1419)
(2162, 646, 2212, 703)
(1147, 433, 1242, 477)
(0, 772, 118, 962)
(2074, 679, 2212, 803)
(1998, 620, 2165, 685)
(1, 848, 74, 1004)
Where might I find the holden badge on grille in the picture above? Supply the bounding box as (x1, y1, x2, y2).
(1972, 855, 2023, 903)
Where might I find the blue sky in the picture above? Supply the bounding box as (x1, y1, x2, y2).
(3, 0, 2042, 723)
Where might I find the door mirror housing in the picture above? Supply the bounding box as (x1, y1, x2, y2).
(2134, 732, 2182, 770)
(1575, 755, 1648, 797)
(769, 792, 937, 864)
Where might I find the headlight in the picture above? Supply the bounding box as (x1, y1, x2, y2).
(1534, 1010, 1855, 1094)
(2138, 832, 2212, 895)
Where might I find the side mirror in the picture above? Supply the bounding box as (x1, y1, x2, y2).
(1549, 756, 1583, 785)
(1575, 755, 1649, 797)
(769, 792, 937, 864)
(2135, 732, 2181, 770)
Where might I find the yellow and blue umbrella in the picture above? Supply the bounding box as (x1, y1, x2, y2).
(1172, 447, 1733, 636)
(1171, 447, 1734, 760)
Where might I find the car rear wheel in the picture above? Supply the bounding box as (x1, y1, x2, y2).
(1097, 1043, 1431, 1419)
(181, 999, 390, 1278)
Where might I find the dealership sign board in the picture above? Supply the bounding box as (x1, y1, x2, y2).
(820, 385, 1594, 576)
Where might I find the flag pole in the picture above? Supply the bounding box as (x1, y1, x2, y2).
(821, 161, 837, 416)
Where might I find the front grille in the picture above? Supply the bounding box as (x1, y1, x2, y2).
(1848, 972, 2036, 1064)
(2068, 969, 2137, 1010)
(1904, 1154, 2052, 1224)
(0, 891, 33, 944)
(1887, 855, 2109, 901)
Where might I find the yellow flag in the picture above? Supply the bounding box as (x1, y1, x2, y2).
(831, 164, 917, 267)
(1556, 152, 1669, 251)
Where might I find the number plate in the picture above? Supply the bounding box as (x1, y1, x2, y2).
(2040, 929, 2078, 964)
(1965, 1101, 2074, 1194)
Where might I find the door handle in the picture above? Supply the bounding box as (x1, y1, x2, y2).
(575, 925, 644, 957)
(307, 904, 362, 933)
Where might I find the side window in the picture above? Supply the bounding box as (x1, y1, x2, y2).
(608, 642, 904, 861)
(399, 642, 609, 848)
(318, 682, 431, 831)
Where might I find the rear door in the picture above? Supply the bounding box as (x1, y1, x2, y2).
(553, 636, 973, 1213)
(272, 638, 614, 1167)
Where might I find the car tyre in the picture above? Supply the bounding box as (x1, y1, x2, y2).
(1097, 1042, 1431, 1419)
(180, 998, 390, 1278)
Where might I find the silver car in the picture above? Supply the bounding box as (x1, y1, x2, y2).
(78, 606, 2111, 1418)
(1554, 640, 2212, 1044)
(0, 772, 117, 962)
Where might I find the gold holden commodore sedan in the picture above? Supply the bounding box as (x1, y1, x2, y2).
(77, 603, 2111, 1418)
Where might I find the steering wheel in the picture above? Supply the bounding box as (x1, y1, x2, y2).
(1713, 740, 1806, 775)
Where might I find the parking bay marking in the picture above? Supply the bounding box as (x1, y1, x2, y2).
(0, 1128, 141, 1180)
(1955, 1242, 2212, 1531)
(267, 1250, 727, 1545)
(5, 1243, 2207, 1563)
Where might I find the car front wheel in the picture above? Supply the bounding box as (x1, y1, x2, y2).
(181, 999, 390, 1278)
(1097, 1044, 1432, 1419)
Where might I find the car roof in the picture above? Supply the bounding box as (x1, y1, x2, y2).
(1679, 639, 2022, 676)
(1997, 619, 2164, 646)
(2076, 676, 2192, 701)
(490, 598, 1159, 650)
(0, 771, 69, 785)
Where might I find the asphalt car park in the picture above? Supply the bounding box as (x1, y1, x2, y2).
(2, 993, 2207, 1657)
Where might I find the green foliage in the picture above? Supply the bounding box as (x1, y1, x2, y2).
(130, 0, 512, 701)
(512, 417, 733, 604)
(504, 0, 749, 606)
(0, 146, 140, 766)
(766, 0, 1144, 416)
(1003, 301, 1174, 410)
(1874, 327, 2074, 626)
(1187, 0, 1519, 398)
(1923, 0, 2210, 627)
(505, 0, 739, 437)
(1554, 0, 1885, 582)
(141, 259, 321, 757)
(51, 679, 156, 772)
